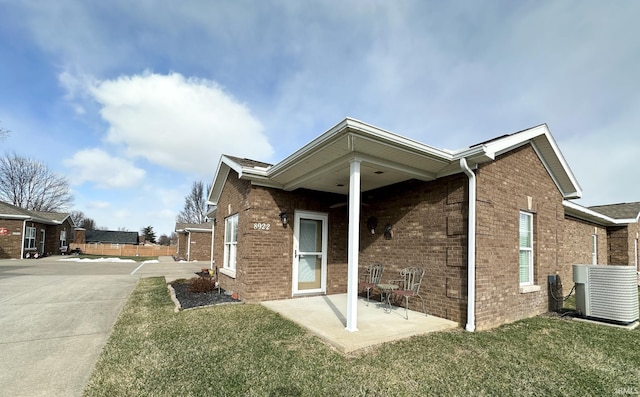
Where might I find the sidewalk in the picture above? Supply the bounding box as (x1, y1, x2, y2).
(0, 256, 202, 397)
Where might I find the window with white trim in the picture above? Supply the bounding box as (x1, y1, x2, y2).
(224, 214, 238, 271)
(519, 212, 534, 286)
(591, 234, 598, 265)
(24, 227, 36, 249)
(60, 230, 67, 248)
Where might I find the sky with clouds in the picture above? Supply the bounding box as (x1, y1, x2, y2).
(0, 1, 638, 236)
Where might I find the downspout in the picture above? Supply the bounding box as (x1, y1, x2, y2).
(21, 220, 27, 259)
(210, 221, 215, 270)
(460, 158, 476, 332)
(187, 231, 192, 261)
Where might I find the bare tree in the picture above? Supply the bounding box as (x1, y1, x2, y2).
(70, 210, 85, 226)
(176, 181, 210, 224)
(80, 218, 96, 230)
(158, 234, 171, 246)
(0, 152, 73, 211)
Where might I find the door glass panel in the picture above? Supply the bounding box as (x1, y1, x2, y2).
(297, 218, 323, 291)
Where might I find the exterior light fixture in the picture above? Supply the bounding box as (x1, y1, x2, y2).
(367, 216, 378, 234)
(279, 212, 289, 226)
(384, 224, 393, 240)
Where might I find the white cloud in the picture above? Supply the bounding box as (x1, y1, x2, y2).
(86, 200, 111, 210)
(82, 72, 273, 174)
(63, 148, 146, 188)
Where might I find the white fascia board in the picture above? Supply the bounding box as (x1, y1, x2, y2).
(268, 117, 454, 179)
(183, 228, 213, 232)
(534, 129, 582, 199)
(208, 157, 232, 205)
(0, 214, 30, 220)
(206, 205, 217, 218)
(344, 118, 454, 160)
(479, 124, 582, 199)
(268, 118, 352, 178)
(563, 201, 629, 226)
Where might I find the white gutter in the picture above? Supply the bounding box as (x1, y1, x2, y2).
(460, 158, 476, 332)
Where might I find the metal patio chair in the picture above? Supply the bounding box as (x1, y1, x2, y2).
(359, 263, 384, 306)
(390, 267, 426, 319)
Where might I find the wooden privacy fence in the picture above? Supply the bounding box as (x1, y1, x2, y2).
(69, 243, 175, 257)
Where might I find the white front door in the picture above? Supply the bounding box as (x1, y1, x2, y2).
(292, 211, 328, 295)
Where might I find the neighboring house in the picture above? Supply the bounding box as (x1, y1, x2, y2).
(205, 118, 639, 331)
(74, 229, 140, 246)
(175, 222, 213, 261)
(564, 202, 640, 268)
(0, 200, 75, 259)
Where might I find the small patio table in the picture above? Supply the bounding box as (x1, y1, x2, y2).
(376, 283, 398, 313)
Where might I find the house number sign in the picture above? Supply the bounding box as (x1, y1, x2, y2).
(253, 223, 271, 230)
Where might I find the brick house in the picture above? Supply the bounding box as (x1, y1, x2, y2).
(0, 200, 75, 259)
(175, 222, 213, 261)
(205, 118, 638, 331)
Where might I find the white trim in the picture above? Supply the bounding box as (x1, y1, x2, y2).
(591, 233, 598, 265)
(519, 212, 534, 286)
(219, 267, 236, 279)
(563, 200, 636, 226)
(223, 214, 238, 272)
(460, 158, 476, 332)
(186, 231, 191, 261)
(292, 210, 328, 297)
(346, 159, 361, 332)
(210, 220, 215, 269)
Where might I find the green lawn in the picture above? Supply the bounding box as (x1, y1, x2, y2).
(84, 278, 640, 396)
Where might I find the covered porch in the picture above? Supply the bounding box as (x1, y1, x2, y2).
(262, 294, 459, 353)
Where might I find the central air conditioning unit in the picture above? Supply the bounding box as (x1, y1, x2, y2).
(573, 264, 639, 325)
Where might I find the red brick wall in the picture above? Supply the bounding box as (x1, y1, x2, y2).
(176, 233, 188, 260)
(608, 226, 629, 265)
(186, 231, 212, 262)
(560, 217, 608, 268)
(359, 176, 468, 325)
(627, 222, 639, 270)
(213, 169, 348, 302)
(0, 219, 25, 259)
(474, 144, 566, 330)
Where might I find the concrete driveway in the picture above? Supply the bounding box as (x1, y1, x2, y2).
(0, 256, 202, 397)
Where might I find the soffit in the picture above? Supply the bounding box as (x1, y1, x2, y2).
(268, 124, 455, 195)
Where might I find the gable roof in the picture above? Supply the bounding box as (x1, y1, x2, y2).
(589, 202, 640, 222)
(85, 230, 139, 245)
(0, 201, 72, 225)
(207, 118, 582, 213)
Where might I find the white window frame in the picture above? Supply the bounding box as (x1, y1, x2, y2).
(591, 234, 598, 265)
(24, 226, 36, 250)
(519, 212, 534, 286)
(222, 213, 238, 277)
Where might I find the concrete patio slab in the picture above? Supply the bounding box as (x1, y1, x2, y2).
(262, 293, 459, 353)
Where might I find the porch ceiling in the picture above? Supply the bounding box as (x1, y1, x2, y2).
(269, 126, 454, 195)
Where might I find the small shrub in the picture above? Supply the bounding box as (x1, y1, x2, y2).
(187, 277, 215, 293)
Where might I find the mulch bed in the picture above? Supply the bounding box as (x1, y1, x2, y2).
(170, 279, 241, 310)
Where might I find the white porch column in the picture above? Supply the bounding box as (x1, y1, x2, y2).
(346, 158, 361, 332)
